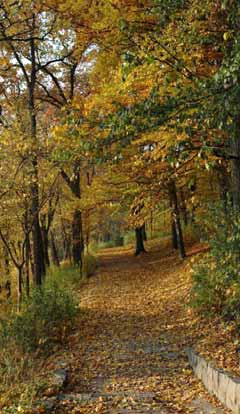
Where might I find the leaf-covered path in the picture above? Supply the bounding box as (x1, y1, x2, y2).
(55, 243, 228, 414)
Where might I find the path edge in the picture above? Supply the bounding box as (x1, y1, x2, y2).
(186, 347, 240, 413)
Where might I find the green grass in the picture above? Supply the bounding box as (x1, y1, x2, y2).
(47, 253, 98, 286)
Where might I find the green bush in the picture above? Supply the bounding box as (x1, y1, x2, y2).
(190, 202, 240, 319)
(47, 264, 81, 287)
(0, 256, 98, 352)
(83, 254, 97, 278)
(114, 235, 124, 246)
(0, 283, 78, 352)
(93, 240, 116, 250)
(47, 253, 97, 283)
(123, 231, 135, 245)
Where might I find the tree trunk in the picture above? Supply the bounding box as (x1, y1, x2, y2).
(180, 189, 188, 226)
(29, 29, 44, 286)
(50, 231, 60, 267)
(61, 219, 71, 262)
(17, 266, 23, 311)
(72, 209, 84, 265)
(25, 232, 30, 297)
(5, 280, 11, 300)
(61, 163, 84, 267)
(217, 165, 229, 214)
(42, 226, 50, 268)
(171, 220, 178, 250)
(150, 210, 153, 239)
(135, 225, 146, 256)
(28, 235, 35, 277)
(4, 246, 10, 277)
(64, 236, 72, 262)
(230, 133, 240, 209)
(168, 180, 186, 259)
(71, 167, 84, 266)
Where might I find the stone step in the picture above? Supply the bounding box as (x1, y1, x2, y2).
(118, 410, 169, 413)
(55, 392, 172, 413)
(191, 397, 225, 414)
(55, 393, 225, 414)
(58, 391, 157, 403)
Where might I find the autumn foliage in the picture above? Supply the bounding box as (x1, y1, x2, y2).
(0, 0, 239, 412)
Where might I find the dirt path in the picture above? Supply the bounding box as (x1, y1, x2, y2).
(55, 243, 229, 414)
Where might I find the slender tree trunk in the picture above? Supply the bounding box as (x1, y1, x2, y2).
(40, 221, 46, 277)
(230, 133, 240, 210)
(65, 237, 72, 262)
(25, 232, 30, 297)
(17, 266, 23, 311)
(85, 210, 90, 254)
(42, 227, 50, 267)
(24, 211, 30, 297)
(150, 210, 153, 239)
(171, 220, 178, 250)
(5, 280, 11, 300)
(72, 209, 84, 265)
(168, 180, 186, 259)
(4, 246, 10, 277)
(72, 207, 84, 267)
(135, 225, 146, 256)
(29, 235, 35, 277)
(61, 220, 72, 262)
(217, 166, 229, 214)
(61, 163, 84, 268)
(180, 190, 188, 226)
(50, 231, 60, 267)
(29, 29, 44, 286)
(71, 167, 84, 266)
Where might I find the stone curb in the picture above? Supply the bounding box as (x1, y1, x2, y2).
(186, 347, 240, 414)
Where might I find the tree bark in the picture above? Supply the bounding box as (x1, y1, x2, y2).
(41, 226, 50, 268)
(25, 232, 30, 297)
(180, 189, 188, 226)
(135, 225, 146, 256)
(230, 133, 240, 209)
(72, 209, 84, 265)
(61, 162, 84, 267)
(17, 266, 23, 311)
(168, 180, 186, 259)
(150, 209, 154, 239)
(171, 221, 178, 250)
(4, 246, 10, 277)
(29, 27, 44, 286)
(50, 231, 60, 267)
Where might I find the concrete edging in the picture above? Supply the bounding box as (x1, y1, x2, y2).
(186, 347, 240, 414)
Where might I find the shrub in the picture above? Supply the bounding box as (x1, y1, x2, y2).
(47, 265, 81, 287)
(0, 283, 78, 352)
(47, 253, 97, 283)
(83, 254, 97, 278)
(123, 231, 135, 245)
(190, 201, 240, 319)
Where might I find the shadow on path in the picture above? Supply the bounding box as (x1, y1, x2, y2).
(55, 242, 228, 414)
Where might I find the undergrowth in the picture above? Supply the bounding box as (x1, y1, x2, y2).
(190, 202, 240, 322)
(0, 254, 97, 413)
(0, 283, 78, 352)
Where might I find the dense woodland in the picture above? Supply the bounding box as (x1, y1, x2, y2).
(0, 0, 240, 412)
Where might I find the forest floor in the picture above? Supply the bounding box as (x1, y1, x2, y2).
(47, 239, 233, 414)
